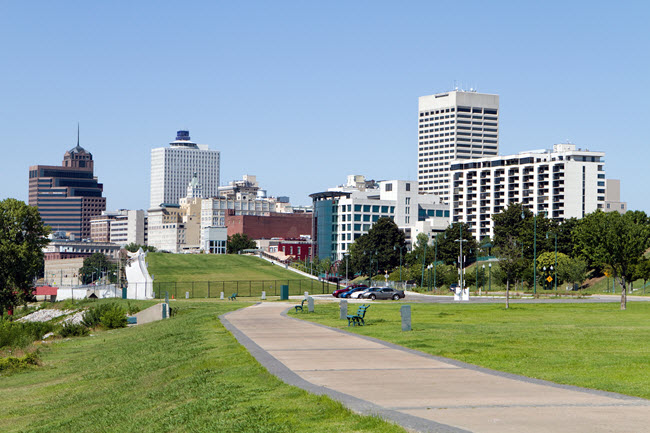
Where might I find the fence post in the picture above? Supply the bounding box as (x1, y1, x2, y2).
(175, 282, 177, 299)
(208, 281, 210, 298)
(237, 281, 239, 294)
(192, 281, 194, 298)
(249, 281, 252, 297)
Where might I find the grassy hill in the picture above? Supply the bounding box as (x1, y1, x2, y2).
(0, 300, 406, 433)
(145, 253, 329, 298)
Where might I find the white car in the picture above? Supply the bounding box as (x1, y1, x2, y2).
(349, 287, 380, 299)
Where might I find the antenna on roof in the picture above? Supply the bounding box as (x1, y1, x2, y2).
(77, 122, 80, 147)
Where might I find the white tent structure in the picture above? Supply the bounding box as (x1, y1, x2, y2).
(125, 248, 154, 300)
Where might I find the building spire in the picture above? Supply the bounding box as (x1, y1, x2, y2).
(77, 122, 80, 147)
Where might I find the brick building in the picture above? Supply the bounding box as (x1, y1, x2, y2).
(224, 211, 312, 240)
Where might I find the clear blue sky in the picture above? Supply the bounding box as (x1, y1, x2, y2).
(2, 1, 649, 212)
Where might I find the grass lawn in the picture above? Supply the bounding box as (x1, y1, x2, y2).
(293, 301, 650, 399)
(0, 299, 406, 433)
(146, 254, 332, 298)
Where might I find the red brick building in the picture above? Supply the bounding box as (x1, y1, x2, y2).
(277, 240, 312, 261)
(224, 211, 312, 240)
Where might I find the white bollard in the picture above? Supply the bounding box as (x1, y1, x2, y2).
(220, 292, 224, 300)
(261, 291, 266, 300)
(304, 291, 309, 299)
(185, 291, 189, 299)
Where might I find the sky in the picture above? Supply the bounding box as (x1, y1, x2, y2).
(1, 1, 649, 212)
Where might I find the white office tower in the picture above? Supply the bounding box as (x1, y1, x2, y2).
(418, 90, 499, 203)
(150, 130, 220, 208)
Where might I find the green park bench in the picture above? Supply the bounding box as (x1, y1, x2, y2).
(347, 304, 370, 326)
(294, 299, 307, 312)
(228, 293, 237, 301)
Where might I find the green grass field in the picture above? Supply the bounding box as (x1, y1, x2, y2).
(1, 299, 406, 433)
(293, 302, 650, 399)
(146, 254, 331, 298)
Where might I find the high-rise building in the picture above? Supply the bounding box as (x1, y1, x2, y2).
(29, 135, 106, 240)
(418, 90, 499, 203)
(450, 143, 606, 240)
(150, 130, 220, 208)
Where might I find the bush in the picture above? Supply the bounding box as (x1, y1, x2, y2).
(100, 304, 127, 329)
(58, 323, 90, 338)
(0, 352, 40, 373)
(126, 302, 140, 315)
(0, 319, 55, 349)
(82, 303, 114, 328)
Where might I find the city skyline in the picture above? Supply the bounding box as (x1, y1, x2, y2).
(2, 1, 649, 213)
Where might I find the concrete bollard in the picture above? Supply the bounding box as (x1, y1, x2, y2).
(261, 291, 266, 300)
(304, 291, 309, 299)
(220, 292, 224, 300)
(401, 305, 412, 331)
(162, 303, 167, 319)
(308, 296, 314, 313)
(185, 291, 189, 299)
(340, 300, 348, 320)
(165, 292, 169, 304)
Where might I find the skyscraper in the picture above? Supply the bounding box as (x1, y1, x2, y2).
(418, 90, 499, 203)
(29, 134, 106, 240)
(150, 130, 220, 208)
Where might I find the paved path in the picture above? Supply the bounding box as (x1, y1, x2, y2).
(221, 303, 650, 433)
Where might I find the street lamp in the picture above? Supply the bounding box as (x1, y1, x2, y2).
(482, 264, 485, 294)
(420, 235, 429, 289)
(433, 235, 439, 292)
(343, 253, 349, 283)
(427, 264, 433, 291)
(522, 209, 545, 295)
(489, 263, 492, 291)
(546, 231, 558, 291)
(543, 266, 547, 290)
(454, 223, 467, 291)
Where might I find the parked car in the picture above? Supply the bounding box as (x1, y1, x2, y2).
(340, 286, 370, 298)
(360, 287, 405, 300)
(332, 284, 367, 298)
(349, 287, 380, 299)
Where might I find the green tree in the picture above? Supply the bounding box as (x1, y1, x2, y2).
(564, 256, 588, 291)
(124, 243, 156, 253)
(348, 217, 406, 277)
(494, 236, 526, 308)
(493, 203, 556, 261)
(226, 233, 256, 254)
(426, 223, 477, 265)
(573, 210, 650, 309)
(633, 258, 650, 294)
(0, 199, 50, 315)
(79, 253, 117, 285)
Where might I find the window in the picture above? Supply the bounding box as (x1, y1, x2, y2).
(385, 183, 392, 192)
(406, 183, 411, 191)
(363, 205, 370, 212)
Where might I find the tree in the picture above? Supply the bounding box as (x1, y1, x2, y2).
(79, 253, 117, 285)
(348, 217, 406, 277)
(227, 233, 256, 254)
(633, 258, 650, 295)
(493, 236, 526, 308)
(493, 203, 556, 261)
(428, 222, 478, 265)
(564, 257, 588, 291)
(0, 199, 50, 315)
(573, 210, 650, 309)
(124, 243, 156, 253)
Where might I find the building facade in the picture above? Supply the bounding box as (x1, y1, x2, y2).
(224, 212, 312, 240)
(29, 139, 106, 240)
(450, 143, 607, 240)
(150, 130, 220, 208)
(604, 179, 627, 214)
(310, 175, 450, 260)
(418, 90, 499, 203)
(90, 209, 147, 246)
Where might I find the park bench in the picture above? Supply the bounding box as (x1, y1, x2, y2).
(347, 304, 370, 326)
(228, 293, 237, 301)
(294, 299, 307, 312)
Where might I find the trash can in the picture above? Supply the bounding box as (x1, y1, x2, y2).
(280, 285, 289, 300)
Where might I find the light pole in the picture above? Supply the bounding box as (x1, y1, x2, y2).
(427, 264, 433, 291)
(546, 231, 558, 291)
(523, 209, 544, 295)
(344, 253, 349, 283)
(489, 263, 492, 291)
(433, 236, 438, 292)
(482, 264, 485, 294)
(420, 235, 429, 289)
(455, 224, 467, 291)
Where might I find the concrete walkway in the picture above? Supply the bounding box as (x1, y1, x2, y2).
(221, 303, 650, 433)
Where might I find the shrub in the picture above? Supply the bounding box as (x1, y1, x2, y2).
(0, 319, 55, 349)
(100, 304, 127, 329)
(58, 323, 90, 338)
(0, 352, 40, 373)
(82, 303, 114, 328)
(126, 302, 140, 315)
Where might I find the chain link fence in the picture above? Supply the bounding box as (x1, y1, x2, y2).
(140, 279, 334, 299)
